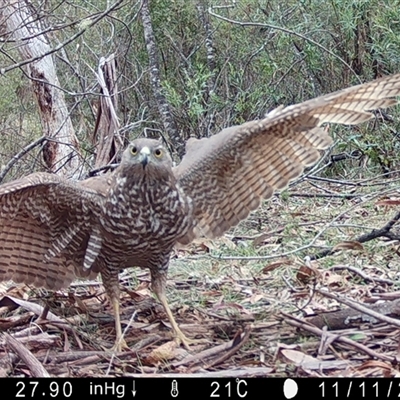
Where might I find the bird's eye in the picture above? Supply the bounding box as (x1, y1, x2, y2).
(131, 146, 138, 155)
(154, 148, 163, 158)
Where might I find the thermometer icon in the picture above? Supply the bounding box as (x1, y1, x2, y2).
(171, 380, 179, 397)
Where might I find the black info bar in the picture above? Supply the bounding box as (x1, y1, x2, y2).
(3, 377, 400, 399)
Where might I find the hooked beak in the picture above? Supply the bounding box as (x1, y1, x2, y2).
(139, 146, 151, 167)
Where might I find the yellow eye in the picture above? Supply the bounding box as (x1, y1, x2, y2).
(131, 146, 138, 155)
(154, 148, 163, 158)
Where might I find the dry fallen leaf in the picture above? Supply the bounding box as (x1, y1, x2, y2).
(281, 349, 318, 365)
(262, 258, 291, 273)
(332, 241, 364, 252)
(281, 349, 349, 370)
(242, 293, 265, 305)
(375, 198, 400, 206)
(296, 264, 321, 284)
(147, 341, 178, 363)
(324, 272, 346, 287)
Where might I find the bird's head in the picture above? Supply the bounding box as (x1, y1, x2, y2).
(120, 139, 173, 181)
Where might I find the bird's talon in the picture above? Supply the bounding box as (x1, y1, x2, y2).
(110, 338, 130, 352)
(174, 334, 192, 350)
(174, 333, 211, 350)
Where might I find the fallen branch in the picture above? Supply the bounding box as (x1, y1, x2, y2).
(36, 350, 137, 363)
(204, 325, 252, 368)
(172, 328, 251, 368)
(124, 367, 273, 378)
(311, 210, 400, 260)
(288, 192, 359, 199)
(316, 289, 400, 329)
(329, 264, 394, 285)
(307, 297, 400, 330)
(281, 312, 394, 363)
(4, 333, 50, 377)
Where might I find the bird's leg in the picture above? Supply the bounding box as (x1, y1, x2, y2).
(101, 270, 129, 351)
(151, 269, 194, 350)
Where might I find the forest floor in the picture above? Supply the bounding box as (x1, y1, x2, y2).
(1, 173, 400, 378)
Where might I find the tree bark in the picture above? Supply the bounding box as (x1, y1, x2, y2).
(197, 1, 217, 136)
(140, 0, 183, 157)
(92, 54, 123, 169)
(3, 0, 82, 178)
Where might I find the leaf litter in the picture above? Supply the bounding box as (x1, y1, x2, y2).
(1, 179, 400, 377)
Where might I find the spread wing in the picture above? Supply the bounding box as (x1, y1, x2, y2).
(0, 172, 105, 290)
(174, 73, 400, 242)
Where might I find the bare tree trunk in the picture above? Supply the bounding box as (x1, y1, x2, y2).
(3, 0, 82, 178)
(197, 1, 217, 136)
(92, 54, 123, 169)
(140, 0, 184, 157)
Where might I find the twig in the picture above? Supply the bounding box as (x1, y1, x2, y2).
(4, 333, 50, 377)
(36, 350, 137, 363)
(307, 175, 360, 186)
(0, 136, 46, 183)
(172, 331, 248, 367)
(312, 210, 400, 260)
(281, 312, 394, 363)
(1, 1, 124, 75)
(329, 265, 394, 285)
(124, 367, 273, 378)
(288, 192, 360, 199)
(208, 7, 360, 80)
(204, 326, 252, 368)
(87, 163, 119, 177)
(105, 310, 137, 376)
(316, 289, 400, 328)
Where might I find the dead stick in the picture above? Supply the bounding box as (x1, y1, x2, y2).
(329, 264, 394, 285)
(0, 136, 46, 183)
(317, 289, 400, 328)
(124, 367, 273, 378)
(4, 333, 50, 377)
(204, 326, 252, 368)
(312, 210, 400, 259)
(281, 312, 394, 363)
(173, 332, 247, 367)
(36, 350, 135, 363)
